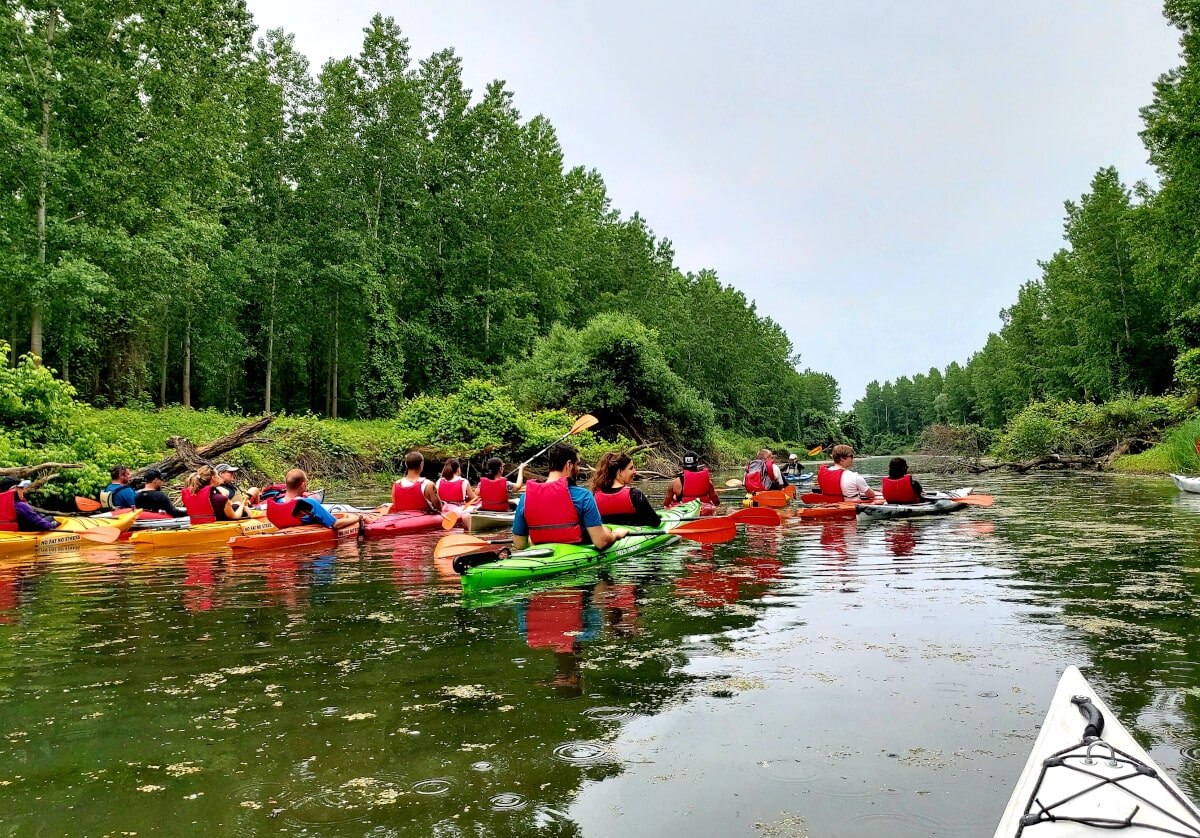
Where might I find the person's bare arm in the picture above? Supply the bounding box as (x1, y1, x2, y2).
(664, 478, 682, 506)
(424, 482, 442, 511)
(512, 534, 529, 549)
(588, 525, 629, 550)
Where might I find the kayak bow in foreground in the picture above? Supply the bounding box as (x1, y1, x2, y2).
(994, 665, 1200, 837)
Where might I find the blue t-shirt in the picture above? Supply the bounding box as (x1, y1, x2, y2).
(297, 498, 337, 528)
(512, 483, 603, 542)
(103, 483, 137, 509)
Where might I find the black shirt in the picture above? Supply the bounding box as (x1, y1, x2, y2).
(135, 489, 187, 517)
(596, 486, 661, 528)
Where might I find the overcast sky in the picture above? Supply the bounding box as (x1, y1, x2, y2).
(244, 1, 1181, 407)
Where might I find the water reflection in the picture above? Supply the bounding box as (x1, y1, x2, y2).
(2, 470, 1200, 836)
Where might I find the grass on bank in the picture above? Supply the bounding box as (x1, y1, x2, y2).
(1110, 417, 1200, 474)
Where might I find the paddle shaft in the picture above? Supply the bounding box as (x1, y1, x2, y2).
(507, 432, 573, 479)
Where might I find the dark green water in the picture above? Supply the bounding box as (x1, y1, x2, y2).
(3, 465, 1200, 836)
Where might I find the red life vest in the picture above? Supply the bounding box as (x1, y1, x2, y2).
(523, 480, 583, 545)
(0, 489, 17, 532)
(593, 486, 636, 518)
(478, 477, 510, 512)
(882, 475, 919, 504)
(265, 497, 305, 529)
(259, 483, 287, 503)
(817, 464, 845, 498)
(437, 477, 468, 503)
(680, 468, 712, 501)
(392, 479, 431, 512)
(182, 486, 217, 525)
(745, 458, 777, 492)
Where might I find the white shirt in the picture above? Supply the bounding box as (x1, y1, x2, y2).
(839, 468, 871, 500)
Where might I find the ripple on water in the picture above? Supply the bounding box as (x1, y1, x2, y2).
(411, 777, 454, 795)
(531, 803, 573, 829)
(284, 775, 409, 827)
(1181, 744, 1200, 763)
(232, 781, 297, 836)
(470, 761, 494, 772)
(488, 791, 528, 811)
(583, 705, 639, 722)
(753, 758, 821, 784)
(552, 741, 614, 766)
(845, 810, 958, 834)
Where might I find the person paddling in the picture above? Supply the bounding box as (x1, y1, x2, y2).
(266, 468, 360, 531)
(590, 452, 661, 527)
(391, 451, 441, 513)
(745, 449, 785, 492)
(476, 457, 524, 512)
(512, 444, 628, 550)
(0, 477, 60, 532)
(664, 450, 720, 508)
(100, 465, 137, 510)
(436, 459, 478, 506)
(881, 457, 926, 504)
(816, 444, 876, 500)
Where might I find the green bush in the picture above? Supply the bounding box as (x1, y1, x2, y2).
(504, 313, 716, 449)
(999, 412, 1067, 459)
(0, 342, 80, 444)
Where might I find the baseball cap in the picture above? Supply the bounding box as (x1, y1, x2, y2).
(789, 453, 797, 460)
(17, 479, 30, 489)
(144, 469, 164, 481)
(215, 464, 238, 474)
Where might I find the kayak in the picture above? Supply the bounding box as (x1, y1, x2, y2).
(994, 665, 1200, 836)
(363, 509, 447, 539)
(664, 500, 719, 516)
(467, 510, 515, 533)
(227, 513, 360, 553)
(1170, 473, 1200, 494)
(0, 510, 142, 555)
(857, 498, 967, 519)
(129, 518, 275, 550)
(98, 509, 190, 531)
(785, 472, 815, 485)
(460, 499, 700, 593)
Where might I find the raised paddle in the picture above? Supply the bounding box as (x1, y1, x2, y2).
(75, 496, 102, 513)
(506, 414, 599, 478)
(807, 445, 824, 457)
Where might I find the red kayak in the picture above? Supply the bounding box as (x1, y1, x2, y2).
(227, 514, 360, 552)
(363, 510, 447, 539)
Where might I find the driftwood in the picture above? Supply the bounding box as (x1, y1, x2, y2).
(132, 414, 277, 482)
(0, 462, 83, 492)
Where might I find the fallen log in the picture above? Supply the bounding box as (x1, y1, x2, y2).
(132, 414, 276, 482)
(0, 462, 83, 479)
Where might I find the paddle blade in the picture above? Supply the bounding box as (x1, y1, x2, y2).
(1194, 437, 1199, 457)
(570, 414, 599, 434)
(952, 494, 994, 507)
(441, 509, 460, 530)
(670, 518, 737, 544)
(75, 496, 102, 513)
(801, 493, 845, 505)
(747, 490, 789, 508)
(791, 505, 857, 521)
(77, 526, 121, 544)
(807, 445, 823, 457)
(434, 533, 513, 559)
(727, 507, 781, 526)
(783, 485, 796, 500)
(724, 478, 743, 488)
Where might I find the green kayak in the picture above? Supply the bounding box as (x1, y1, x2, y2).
(460, 499, 701, 593)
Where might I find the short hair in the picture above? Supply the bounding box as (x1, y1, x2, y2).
(546, 443, 578, 472)
(110, 464, 129, 480)
(831, 444, 855, 463)
(757, 448, 772, 460)
(285, 468, 307, 492)
(404, 451, 424, 471)
(888, 457, 909, 479)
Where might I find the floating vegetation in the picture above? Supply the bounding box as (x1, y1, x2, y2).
(754, 813, 809, 837)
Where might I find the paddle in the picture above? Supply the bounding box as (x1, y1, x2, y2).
(77, 526, 122, 544)
(75, 496, 102, 513)
(949, 494, 994, 507)
(507, 414, 599, 478)
(442, 501, 480, 530)
(724, 507, 780, 526)
(801, 492, 845, 504)
(807, 445, 824, 457)
(725, 478, 743, 488)
(744, 490, 790, 508)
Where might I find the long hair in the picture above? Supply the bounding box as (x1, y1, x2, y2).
(194, 465, 216, 489)
(590, 452, 632, 493)
(484, 457, 503, 479)
(441, 458, 460, 481)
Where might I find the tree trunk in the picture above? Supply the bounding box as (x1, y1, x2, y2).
(159, 324, 169, 406)
(31, 10, 56, 364)
(331, 295, 339, 420)
(131, 414, 277, 482)
(182, 318, 192, 408)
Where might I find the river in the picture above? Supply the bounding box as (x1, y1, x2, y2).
(1, 463, 1199, 836)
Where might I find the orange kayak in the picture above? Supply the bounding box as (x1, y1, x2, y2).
(130, 518, 275, 550)
(227, 514, 360, 553)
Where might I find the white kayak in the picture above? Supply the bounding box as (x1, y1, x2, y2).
(1170, 474, 1200, 494)
(857, 487, 973, 519)
(994, 665, 1200, 837)
(467, 510, 515, 534)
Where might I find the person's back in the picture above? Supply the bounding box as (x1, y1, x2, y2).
(135, 470, 187, 517)
(268, 468, 358, 531)
(822, 445, 875, 501)
(392, 451, 440, 513)
(100, 465, 137, 510)
(666, 451, 720, 507)
(512, 444, 627, 550)
(745, 449, 784, 492)
(881, 457, 924, 504)
(591, 452, 661, 528)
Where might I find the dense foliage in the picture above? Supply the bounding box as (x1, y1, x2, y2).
(0, 5, 835, 446)
(853, 4, 1200, 451)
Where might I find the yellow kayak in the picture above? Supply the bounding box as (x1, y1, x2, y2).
(130, 518, 275, 550)
(0, 510, 141, 554)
